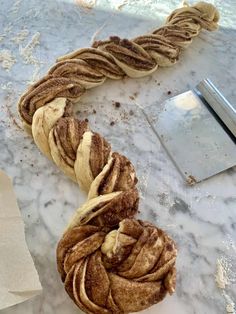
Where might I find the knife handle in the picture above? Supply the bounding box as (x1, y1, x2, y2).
(196, 78, 236, 138)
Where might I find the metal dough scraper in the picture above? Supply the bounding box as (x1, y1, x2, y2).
(143, 79, 236, 185)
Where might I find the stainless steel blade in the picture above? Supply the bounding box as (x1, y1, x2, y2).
(143, 90, 236, 184)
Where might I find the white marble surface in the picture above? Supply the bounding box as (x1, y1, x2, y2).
(0, 0, 236, 313)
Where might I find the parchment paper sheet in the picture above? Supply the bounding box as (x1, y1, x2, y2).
(0, 170, 42, 310)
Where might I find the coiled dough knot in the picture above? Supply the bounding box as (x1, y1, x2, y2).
(57, 219, 177, 314)
(17, 1, 219, 313)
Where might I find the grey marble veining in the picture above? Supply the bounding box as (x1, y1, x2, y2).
(0, 0, 236, 313)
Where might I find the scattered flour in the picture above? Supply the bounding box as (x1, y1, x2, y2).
(0, 50, 16, 71)
(1, 82, 13, 91)
(0, 24, 13, 43)
(0, 25, 42, 93)
(9, 0, 22, 15)
(19, 32, 40, 64)
(136, 159, 151, 200)
(224, 235, 236, 255)
(11, 29, 29, 44)
(215, 236, 236, 314)
(216, 258, 229, 289)
(158, 192, 175, 208)
(26, 63, 41, 85)
(223, 291, 235, 314)
(4, 25, 13, 34)
(0, 29, 41, 85)
(19, 32, 42, 84)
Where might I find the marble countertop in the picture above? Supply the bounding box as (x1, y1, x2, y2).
(0, 0, 236, 313)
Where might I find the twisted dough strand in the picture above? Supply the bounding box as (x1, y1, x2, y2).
(18, 1, 219, 193)
(18, 2, 219, 313)
(18, 1, 219, 135)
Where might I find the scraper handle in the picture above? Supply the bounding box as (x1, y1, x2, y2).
(196, 79, 236, 138)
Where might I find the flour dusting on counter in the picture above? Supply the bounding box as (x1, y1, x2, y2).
(1, 82, 13, 91)
(216, 258, 229, 289)
(9, 0, 22, 15)
(19, 32, 40, 64)
(0, 49, 16, 71)
(19, 32, 42, 84)
(215, 236, 236, 314)
(223, 291, 235, 314)
(11, 29, 29, 44)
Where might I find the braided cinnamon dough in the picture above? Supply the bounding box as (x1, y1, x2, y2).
(17, 1, 219, 313)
